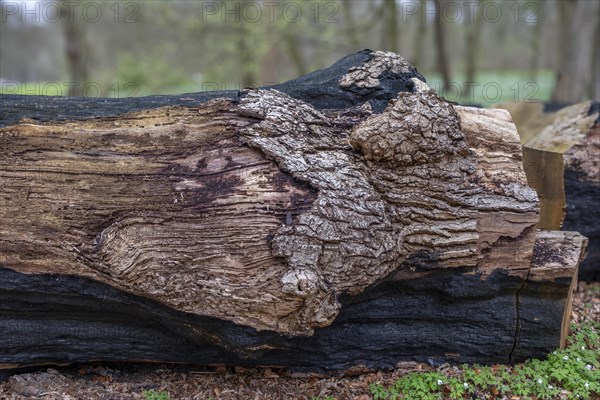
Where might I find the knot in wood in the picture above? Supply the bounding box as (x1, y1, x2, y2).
(281, 269, 320, 298)
(350, 91, 468, 167)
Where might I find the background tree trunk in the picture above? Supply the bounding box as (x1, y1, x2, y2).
(61, 0, 89, 96)
(342, 1, 360, 49)
(552, 0, 599, 102)
(590, 21, 600, 100)
(434, 0, 451, 91)
(464, 0, 484, 100)
(381, 0, 399, 53)
(412, 0, 428, 69)
(283, 31, 308, 78)
(528, 0, 543, 81)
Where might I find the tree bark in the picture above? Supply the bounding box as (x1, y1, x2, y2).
(0, 51, 587, 371)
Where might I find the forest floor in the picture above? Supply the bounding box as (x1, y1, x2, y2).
(1, 281, 598, 400)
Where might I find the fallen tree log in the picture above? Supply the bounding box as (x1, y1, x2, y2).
(500, 101, 599, 281)
(0, 51, 587, 371)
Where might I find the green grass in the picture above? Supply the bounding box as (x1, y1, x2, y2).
(1, 70, 555, 104)
(142, 389, 170, 400)
(1, 81, 72, 96)
(0, 80, 200, 98)
(367, 318, 599, 400)
(0, 81, 142, 97)
(421, 70, 555, 107)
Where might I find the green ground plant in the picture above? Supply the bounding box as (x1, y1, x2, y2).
(369, 319, 599, 399)
(142, 389, 170, 400)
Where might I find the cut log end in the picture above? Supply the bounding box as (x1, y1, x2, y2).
(502, 100, 599, 281)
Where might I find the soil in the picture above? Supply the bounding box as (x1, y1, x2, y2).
(1, 282, 598, 400)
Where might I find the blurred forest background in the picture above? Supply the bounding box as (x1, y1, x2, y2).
(1, 0, 598, 106)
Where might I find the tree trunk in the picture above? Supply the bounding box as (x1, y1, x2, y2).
(528, 0, 543, 81)
(464, 0, 484, 98)
(434, 0, 451, 91)
(412, 0, 428, 69)
(381, 0, 399, 53)
(234, 0, 258, 88)
(61, 0, 89, 97)
(551, 0, 599, 102)
(591, 20, 600, 100)
(342, 1, 360, 49)
(283, 31, 308, 78)
(0, 51, 587, 371)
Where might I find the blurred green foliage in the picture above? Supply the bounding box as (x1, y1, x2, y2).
(1, 0, 596, 102)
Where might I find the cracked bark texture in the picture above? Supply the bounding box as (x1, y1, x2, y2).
(238, 88, 538, 334)
(0, 51, 586, 370)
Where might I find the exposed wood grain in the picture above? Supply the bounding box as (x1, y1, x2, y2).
(0, 102, 321, 333)
(521, 147, 565, 230)
(500, 101, 599, 280)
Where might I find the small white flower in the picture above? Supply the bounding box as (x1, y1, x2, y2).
(577, 357, 582, 362)
(581, 345, 586, 350)
(437, 379, 443, 385)
(548, 384, 554, 389)
(586, 364, 593, 370)
(553, 351, 557, 355)
(585, 382, 590, 389)
(463, 382, 469, 389)
(563, 355, 569, 360)
(537, 378, 543, 384)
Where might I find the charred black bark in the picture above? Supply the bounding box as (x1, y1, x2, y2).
(0, 264, 567, 373)
(563, 167, 600, 281)
(0, 49, 424, 128)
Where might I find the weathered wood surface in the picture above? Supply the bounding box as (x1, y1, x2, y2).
(501, 101, 599, 281)
(0, 51, 586, 371)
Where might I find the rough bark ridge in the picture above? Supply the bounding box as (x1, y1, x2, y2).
(238, 87, 538, 334)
